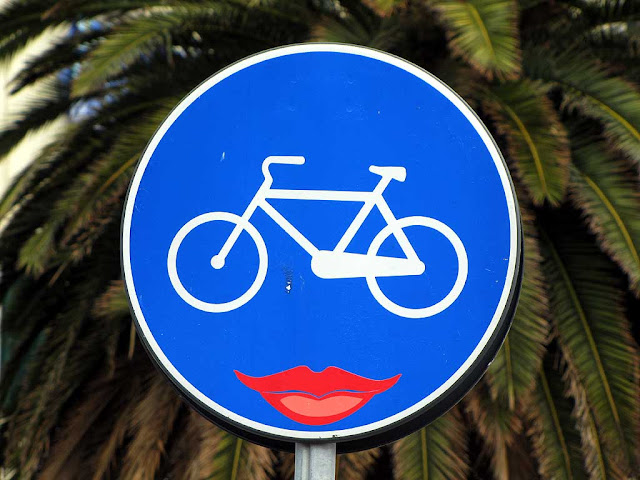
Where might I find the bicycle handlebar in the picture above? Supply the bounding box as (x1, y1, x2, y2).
(262, 156, 306, 183)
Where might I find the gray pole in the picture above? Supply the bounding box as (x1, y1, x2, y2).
(294, 443, 336, 480)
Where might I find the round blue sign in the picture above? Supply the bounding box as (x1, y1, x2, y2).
(122, 44, 521, 450)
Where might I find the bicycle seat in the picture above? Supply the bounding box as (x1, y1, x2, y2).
(369, 165, 406, 182)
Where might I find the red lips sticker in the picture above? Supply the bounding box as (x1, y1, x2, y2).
(235, 366, 400, 425)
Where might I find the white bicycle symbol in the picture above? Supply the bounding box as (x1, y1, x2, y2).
(168, 156, 468, 318)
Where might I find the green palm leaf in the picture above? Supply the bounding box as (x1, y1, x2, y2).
(15, 102, 174, 276)
(0, 92, 158, 224)
(565, 363, 629, 479)
(393, 408, 469, 480)
(465, 382, 522, 478)
(568, 130, 640, 294)
(4, 282, 114, 477)
(528, 355, 588, 480)
(0, 279, 52, 413)
(483, 80, 570, 205)
(525, 49, 640, 163)
(71, 9, 191, 97)
(431, 0, 521, 79)
(201, 428, 275, 480)
(485, 207, 550, 408)
(0, 0, 176, 63)
(71, 3, 309, 97)
(539, 214, 639, 476)
(562, 0, 640, 28)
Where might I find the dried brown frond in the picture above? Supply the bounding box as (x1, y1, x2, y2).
(119, 372, 182, 480)
(465, 381, 523, 478)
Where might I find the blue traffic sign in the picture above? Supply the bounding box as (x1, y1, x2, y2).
(122, 44, 521, 450)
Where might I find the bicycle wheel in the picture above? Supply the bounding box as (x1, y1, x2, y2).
(167, 212, 268, 313)
(366, 216, 468, 319)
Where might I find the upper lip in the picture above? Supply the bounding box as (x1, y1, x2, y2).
(235, 365, 401, 397)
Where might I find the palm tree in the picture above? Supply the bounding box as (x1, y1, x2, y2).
(1, 0, 639, 478)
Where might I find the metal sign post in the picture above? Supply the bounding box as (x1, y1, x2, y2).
(122, 43, 521, 466)
(295, 443, 336, 480)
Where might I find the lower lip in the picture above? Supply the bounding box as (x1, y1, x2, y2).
(260, 390, 379, 426)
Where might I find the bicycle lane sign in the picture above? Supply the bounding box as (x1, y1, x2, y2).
(122, 44, 522, 451)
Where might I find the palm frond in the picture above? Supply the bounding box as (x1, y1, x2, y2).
(580, 20, 640, 71)
(312, 17, 373, 45)
(4, 296, 107, 477)
(87, 368, 143, 480)
(430, 0, 521, 79)
(336, 449, 379, 479)
(568, 127, 640, 294)
(465, 382, 522, 478)
(562, 0, 640, 28)
(2, 224, 124, 478)
(9, 27, 107, 94)
(168, 410, 275, 480)
(0, 78, 70, 161)
(0, 277, 49, 404)
(539, 212, 640, 475)
(276, 451, 295, 480)
(160, 409, 209, 480)
(429, 58, 484, 102)
(528, 354, 588, 480)
(0, 0, 55, 62)
(311, 0, 404, 51)
(393, 408, 469, 480)
(503, 431, 540, 480)
(311, 0, 380, 45)
(365, 0, 402, 16)
(71, 3, 310, 97)
(15, 101, 174, 276)
(564, 357, 629, 479)
(485, 206, 550, 409)
(93, 279, 132, 373)
(71, 8, 188, 97)
(0, 92, 152, 226)
(94, 279, 130, 320)
(0, 0, 177, 63)
(119, 372, 183, 480)
(483, 80, 570, 205)
(201, 427, 275, 480)
(38, 375, 122, 480)
(525, 49, 640, 163)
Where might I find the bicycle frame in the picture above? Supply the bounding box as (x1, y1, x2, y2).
(215, 161, 420, 265)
